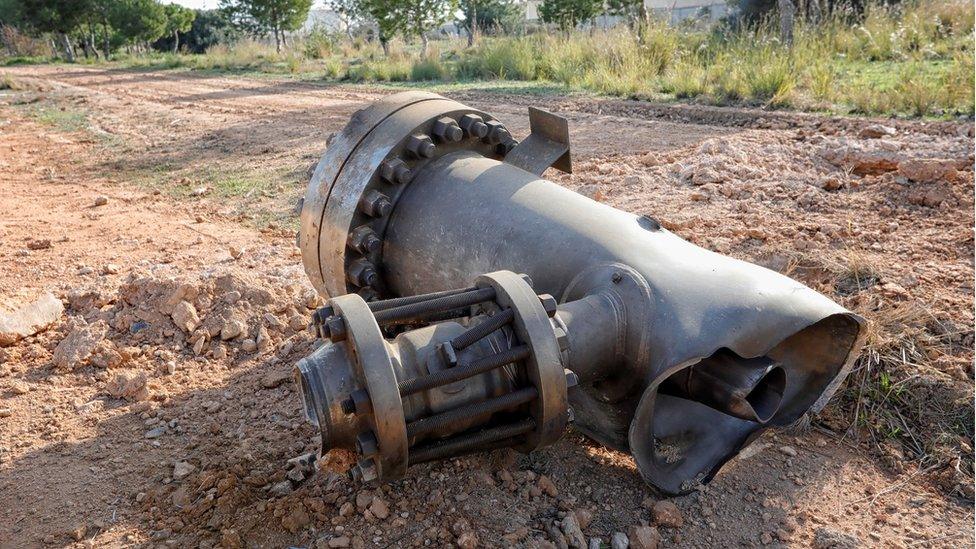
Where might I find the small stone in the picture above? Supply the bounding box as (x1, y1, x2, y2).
(355, 491, 373, 510)
(229, 246, 244, 259)
(212, 344, 227, 360)
(256, 326, 272, 351)
(0, 292, 63, 347)
(241, 339, 257, 352)
(27, 239, 52, 250)
(561, 513, 586, 548)
(94, 195, 109, 206)
(170, 301, 200, 333)
(0, 408, 11, 418)
(779, 445, 798, 457)
(858, 124, 896, 139)
(288, 314, 308, 331)
(145, 425, 166, 438)
(269, 480, 293, 497)
(192, 336, 206, 356)
(339, 501, 355, 517)
(173, 461, 196, 480)
(537, 475, 558, 497)
(611, 532, 628, 549)
(70, 524, 87, 541)
(102, 264, 120, 275)
(52, 319, 107, 370)
(221, 530, 243, 549)
(369, 498, 390, 520)
(822, 177, 844, 191)
(588, 539, 602, 549)
(328, 536, 351, 548)
(575, 509, 593, 529)
(812, 527, 860, 549)
(651, 500, 683, 528)
(135, 492, 147, 503)
(106, 371, 149, 401)
(897, 158, 958, 184)
(628, 525, 661, 549)
(457, 532, 478, 549)
(220, 319, 245, 340)
(261, 370, 291, 389)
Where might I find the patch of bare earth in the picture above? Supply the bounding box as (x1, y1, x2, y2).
(0, 65, 972, 548)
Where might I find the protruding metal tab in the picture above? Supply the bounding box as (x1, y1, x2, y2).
(504, 107, 572, 176)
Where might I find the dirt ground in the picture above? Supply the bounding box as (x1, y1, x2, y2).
(0, 65, 973, 549)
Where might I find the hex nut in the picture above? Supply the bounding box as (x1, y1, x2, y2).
(360, 190, 393, 218)
(358, 457, 378, 482)
(406, 134, 435, 159)
(432, 117, 463, 143)
(484, 121, 511, 146)
(538, 294, 558, 317)
(496, 138, 518, 156)
(553, 325, 569, 352)
(350, 388, 371, 414)
(347, 258, 379, 287)
(356, 431, 380, 457)
(459, 114, 489, 139)
(326, 316, 347, 342)
(380, 158, 412, 185)
(348, 226, 383, 255)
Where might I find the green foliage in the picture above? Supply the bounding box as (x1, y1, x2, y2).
(163, 4, 196, 36)
(457, 0, 524, 38)
(538, 0, 601, 30)
(110, 0, 168, 44)
(221, 0, 313, 50)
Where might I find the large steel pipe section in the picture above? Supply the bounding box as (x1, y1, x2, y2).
(297, 92, 866, 495)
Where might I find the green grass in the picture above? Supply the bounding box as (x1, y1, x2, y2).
(26, 105, 90, 132)
(4, 0, 972, 119)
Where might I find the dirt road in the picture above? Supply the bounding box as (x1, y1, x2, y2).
(1, 65, 973, 548)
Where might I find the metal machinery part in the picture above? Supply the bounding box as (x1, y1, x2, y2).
(295, 92, 867, 495)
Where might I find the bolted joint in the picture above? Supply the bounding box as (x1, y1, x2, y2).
(538, 294, 558, 317)
(405, 134, 435, 159)
(380, 158, 412, 185)
(347, 258, 379, 288)
(359, 190, 393, 218)
(432, 117, 463, 143)
(459, 114, 489, 139)
(496, 138, 518, 156)
(348, 225, 383, 255)
(356, 431, 379, 457)
(484, 121, 511, 146)
(325, 315, 347, 342)
(564, 369, 579, 388)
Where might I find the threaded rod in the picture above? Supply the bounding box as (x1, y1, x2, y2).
(368, 286, 477, 312)
(405, 386, 537, 439)
(408, 418, 536, 464)
(373, 287, 496, 325)
(450, 308, 515, 351)
(398, 345, 530, 397)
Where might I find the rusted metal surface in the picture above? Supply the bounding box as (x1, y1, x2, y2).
(295, 92, 866, 494)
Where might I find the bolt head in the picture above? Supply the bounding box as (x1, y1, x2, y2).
(325, 316, 347, 342)
(538, 294, 557, 317)
(358, 458, 378, 482)
(356, 431, 379, 457)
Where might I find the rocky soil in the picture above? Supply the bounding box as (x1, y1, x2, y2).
(0, 66, 973, 548)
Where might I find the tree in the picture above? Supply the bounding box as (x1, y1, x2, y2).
(162, 3, 196, 53)
(19, 0, 93, 61)
(326, 0, 368, 40)
(110, 0, 168, 50)
(456, 0, 522, 46)
(605, 0, 643, 26)
(221, 0, 313, 52)
(538, 0, 601, 31)
(397, 0, 457, 56)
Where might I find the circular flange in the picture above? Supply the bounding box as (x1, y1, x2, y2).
(476, 271, 568, 450)
(330, 293, 408, 480)
(300, 92, 507, 299)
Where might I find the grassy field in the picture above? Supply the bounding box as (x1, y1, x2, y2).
(29, 0, 965, 118)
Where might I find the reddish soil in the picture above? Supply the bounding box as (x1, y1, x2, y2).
(0, 65, 972, 549)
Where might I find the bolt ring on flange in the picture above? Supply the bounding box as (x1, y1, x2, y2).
(300, 92, 515, 300)
(475, 271, 569, 450)
(329, 293, 408, 480)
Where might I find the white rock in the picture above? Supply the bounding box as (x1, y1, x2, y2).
(0, 293, 64, 346)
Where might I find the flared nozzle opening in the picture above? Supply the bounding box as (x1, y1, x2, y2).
(659, 350, 787, 425)
(743, 365, 786, 423)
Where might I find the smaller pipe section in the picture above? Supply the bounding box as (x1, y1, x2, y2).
(450, 308, 515, 350)
(408, 418, 536, 464)
(398, 345, 531, 396)
(373, 287, 496, 325)
(556, 293, 622, 384)
(405, 386, 538, 438)
(368, 286, 477, 312)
